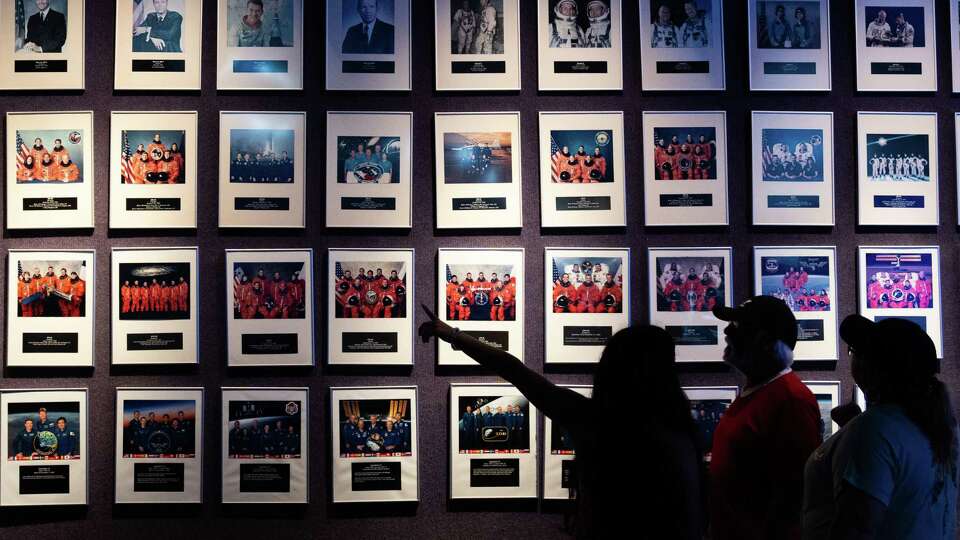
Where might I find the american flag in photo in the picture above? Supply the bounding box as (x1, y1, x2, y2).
(334, 262, 344, 280)
(15, 0, 25, 41)
(875, 254, 922, 268)
(121, 131, 134, 183)
(550, 135, 562, 183)
(15, 132, 28, 170)
(445, 265, 453, 283)
(761, 132, 772, 169)
(552, 259, 561, 285)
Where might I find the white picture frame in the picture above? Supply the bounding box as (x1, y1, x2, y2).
(854, 0, 936, 92)
(803, 380, 841, 438)
(543, 384, 590, 500)
(0, 0, 84, 90)
(536, 0, 623, 91)
(114, 0, 202, 90)
(217, 0, 304, 90)
(951, 0, 960, 92)
(683, 386, 737, 464)
(747, 0, 832, 91)
(639, 0, 725, 91)
(325, 0, 412, 91)
(435, 0, 522, 91)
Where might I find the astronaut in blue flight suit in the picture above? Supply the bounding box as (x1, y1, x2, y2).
(13, 418, 38, 458)
(342, 415, 358, 453)
(54, 417, 78, 457)
(349, 419, 369, 453)
(383, 420, 403, 452)
(461, 405, 476, 449)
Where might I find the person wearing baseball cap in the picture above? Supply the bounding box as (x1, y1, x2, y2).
(802, 315, 958, 540)
(709, 296, 822, 540)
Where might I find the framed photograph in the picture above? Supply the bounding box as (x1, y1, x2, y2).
(438, 248, 524, 366)
(857, 112, 938, 226)
(434, 112, 523, 229)
(110, 111, 198, 229)
(751, 111, 834, 226)
(328, 248, 414, 366)
(330, 386, 418, 503)
(952, 1, 960, 92)
(857, 246, 942, 357)
(544, 248, 629, 364)
(648, 246, 732, 362)
(639, 0, 725, 91)
(538, 111, 626, 228)
(325, 111, 412, 229)
(219, 111, 306, 229)
(226, 248, 315, 367)
(683, 386, 737, 465)
(1, 389, 87, 506)
(753, 246, 838, 361)
(643, 111, 728, 226)
(543, 385, 589, 500)
(450, 383, 537, 499)
(855, 0, 936, 91)
(114, 0, 202, 90)
(747, 0, 831, 91)
(0, 0, 84, 89)
(325, 0, 411, 90)
(954, 114, 960, 221)
(537, 0, 622, 91)
(8, 250, 94, 368)
(217, 0, 303, 90)
(803, 380, 840, 439)
(115, 387, 203, 504)
(111, 247, 199, 365)
(222, 387, 308, 503)
(435, 0, 521, 91)
(6, 111, 94, 230)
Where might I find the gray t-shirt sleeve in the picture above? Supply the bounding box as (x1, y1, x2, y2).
(834, 413, 897, 507)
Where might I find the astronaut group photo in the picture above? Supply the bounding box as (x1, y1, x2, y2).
(338, 399, 413, 457)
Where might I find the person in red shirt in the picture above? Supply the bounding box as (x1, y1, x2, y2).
(710, 296, 822, 540)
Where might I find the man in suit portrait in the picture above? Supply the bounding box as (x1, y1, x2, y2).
(133, 0, 183, 53)
(341, 0, 395, 54)
(22, 0, 67, 53)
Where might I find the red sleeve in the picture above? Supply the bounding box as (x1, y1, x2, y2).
(765, 390, 822, 538)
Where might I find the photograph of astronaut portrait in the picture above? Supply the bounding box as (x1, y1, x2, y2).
(651, 127, 716, 180)
(120, 130, 185, 184)
(132, 0, 185, 53)
(338, 399, 412, 457)
(760, 256, 831, 312)
(864, 6, 924, 47)
(7, 401, 81, 460)
(865, 133, 930, 182)
(755, 1, 821, 49)
(546, 0, 611, 48)
(655, 256, 724, 312)
(549, 129, 614, 183)
(15, 129, 84, 184)
(690, 398, 729, 461)
(227, 400, 302, 458)
(336, 135, 400, 184)
(341, 0, 395, 54)
(760, 128, 823, 182)
(451, 0, 504, 54)
(121, 399, 196, 457)
(228, 128, 295, 183)
(457, 395, 529, 453)
(649, 0, 711, 48)
(118, 263, 190, 321)
(445, 263, 517, 321)
(15, 259, 87, 318)
(232, 261, 307, 319)
(442, 131, 513, 184)
(864, 252, 933, 309)
(226, 0, 294, 47)
(332, 260, 407, 318)
(550, 256, 623, 314)
(15, 0, 68, 53)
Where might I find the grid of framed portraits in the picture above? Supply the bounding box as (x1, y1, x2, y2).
(0, 0, 84, 90)
(537, 0, 623, 91)
(544, 248, 629, 364)
(328, 248, 414, 366)
(803, 380, 840, 439)
(330, 386, 418, 503)
(325, 0, 412, 91)
(435, 0, 521, 91)
(683, 386, 737, 465)
(638, 0, 725, 91)
(217, 0, 304, 90)
(434, 112, 523, 229)
(747, 0, 831, 91)
(114, 0, 203, 90)
(855, 0, 936, 92)
(543, 385, 589, 500)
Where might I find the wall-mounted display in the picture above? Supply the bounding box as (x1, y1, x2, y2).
(683, 386, 737, 465)
(115, 387, 203, 504)
(854, 0, 936, 92)
(435, 0, 521, 91)
(639, 0, 725, 91)
(544, 247, 629, 364)
(753, 246, 838, 361)
(330, 386, 418, 503)
(543, 385, 590, 500)
(0, 0, 84, 90)
(803, 380, 840, 439)
(326, 111, 412, 229)
(537, 0, 622, 91)
(857, 246, 942, 357)
(110, 111, 198, 229)
(434, 112, 523, 229)
(217, 0, 303, 90)
(112, 247, 199, 366)
(114, 0, 202, 90)
(951, 0, 960, 92)
(8, 249, 94, 368)
(222, 387, 308, 503)
(450, 383, 537, 499)
(747, 0, 831, 91)
(328, 248, 414, 366)
(857, 112, 938, 226)
(1, 389, 88, 506)
(325, 0, 411, 91)
(648, 246, 732, 362)
(226, 248, 314, 367)
(218, 111, 306, 229)
(643, 111, 728, 226)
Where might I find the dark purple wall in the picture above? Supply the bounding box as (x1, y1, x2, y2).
(1, 0, 957, 538)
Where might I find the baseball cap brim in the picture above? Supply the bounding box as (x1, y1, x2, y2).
(712, 305, 737, 322)
(839, 314, 876, 350)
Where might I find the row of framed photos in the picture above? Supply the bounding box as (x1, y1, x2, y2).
(0, 382, 844, 506)
(6, 245, 943, 369)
